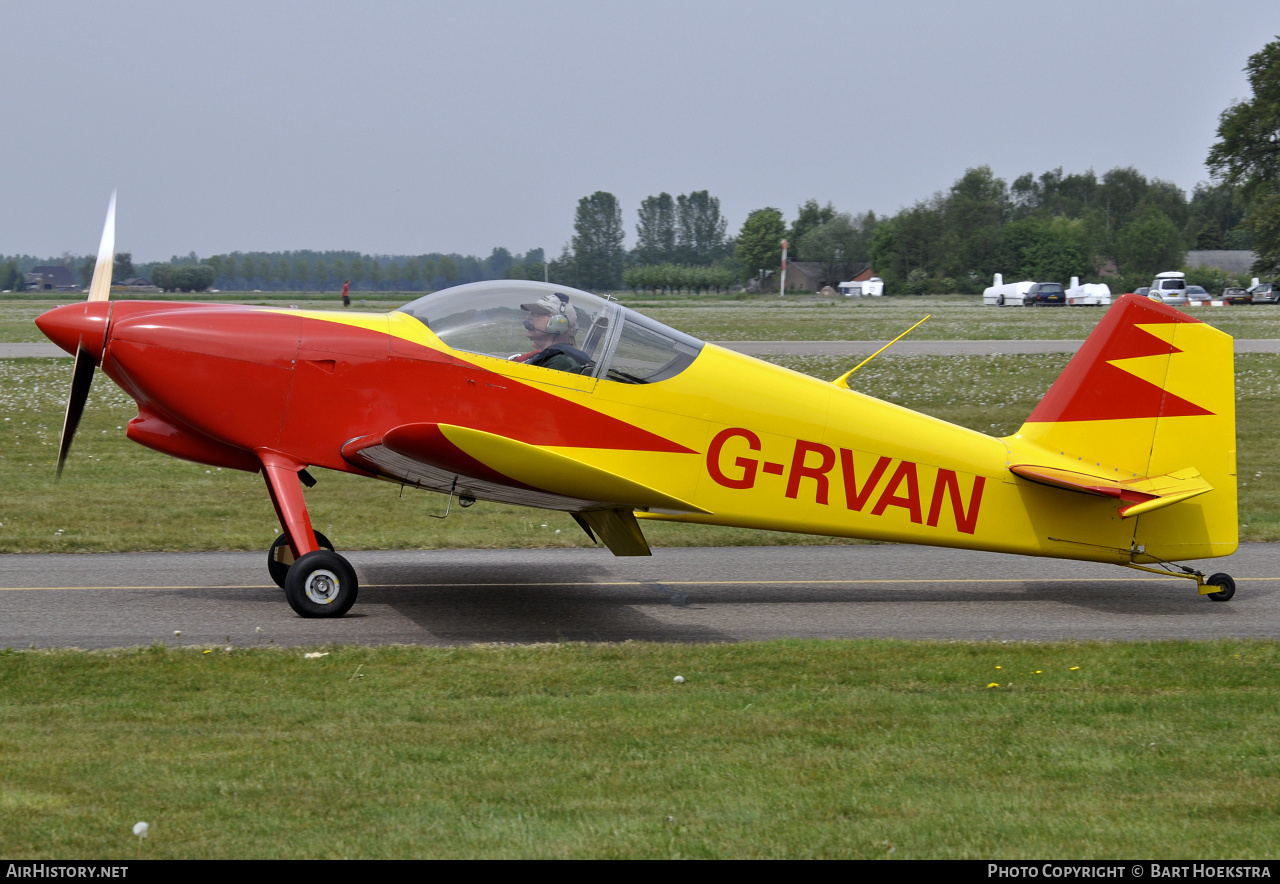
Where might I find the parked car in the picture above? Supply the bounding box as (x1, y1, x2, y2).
(1223, 286, 1250, 304)
(1133, 286, 1151, 297)
(1186, 285, 1210, 302)
(1249, 281, 1280, 304)
(1151, 271, 1188, 306)
(1026, 282, 1066, 306)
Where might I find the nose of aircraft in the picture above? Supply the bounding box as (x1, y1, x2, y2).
(36, 301, 112, 361)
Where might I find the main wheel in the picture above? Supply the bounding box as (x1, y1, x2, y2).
(1206, 572, 1235, 602)
(997, 294, 1005, 306)
(1203, 573, 1233, 601)
(268, 530, 333, 589)
(284, 550, 359, 618)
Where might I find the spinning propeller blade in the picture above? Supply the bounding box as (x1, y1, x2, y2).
(55, 192, 115, 478)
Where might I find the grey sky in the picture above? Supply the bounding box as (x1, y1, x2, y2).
(4, 0, 1276, 262)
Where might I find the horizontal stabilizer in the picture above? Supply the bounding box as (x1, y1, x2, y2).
(1009, 464, 1212, 519)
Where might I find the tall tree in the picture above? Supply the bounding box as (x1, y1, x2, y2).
(572, 191, 626, 290)
(1098, 167, 1150, 234)
(788, 199, 836, 261)
(797, 212, 877, 284)
(113, 252, 135, 282)
(675, 191, 727, 265)
(635, 192, 677, 265)
(1207, 37, 1280, 273)
(485, 247, 514, 278)
(943, 166, 1008, 278)
(1114, 211, 1186, 276)
(1187, 180, 1248, 247)
(734, 208, 786, 283)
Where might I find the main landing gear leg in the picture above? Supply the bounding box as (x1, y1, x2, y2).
(260, 452, 359, 618)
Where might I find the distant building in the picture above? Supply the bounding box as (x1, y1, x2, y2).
(24, 265, 76, 291)
(1187, 251, 1257, 275)
(112, 278, 161, 293)
(750, 261, 873, 293)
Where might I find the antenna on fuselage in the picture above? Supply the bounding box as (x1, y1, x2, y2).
(832, 314, 930, 390)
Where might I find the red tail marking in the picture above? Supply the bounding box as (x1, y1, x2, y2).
(1025, 294, 1212, 423)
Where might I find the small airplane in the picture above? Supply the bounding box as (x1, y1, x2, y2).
(37, 197, 1239, 617)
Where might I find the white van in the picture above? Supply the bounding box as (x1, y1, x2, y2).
(838, 277, 885, 297)
(1151, 271, 1188, 306)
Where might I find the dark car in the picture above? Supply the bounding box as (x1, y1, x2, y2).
(1026, 282, 1066, 306)
(1249, 281, 1280, 304)
(1224, 286, 1250, 304)
(1133, 286, 1151, 298)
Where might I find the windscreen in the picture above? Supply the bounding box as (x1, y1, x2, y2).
(397, 281, 704, 383)
(604, 312, 704, 384)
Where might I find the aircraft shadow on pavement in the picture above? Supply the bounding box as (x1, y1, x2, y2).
(356, 562, 731, 644)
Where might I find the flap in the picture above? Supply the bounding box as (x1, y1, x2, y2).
(1009, 463, 1212, 519)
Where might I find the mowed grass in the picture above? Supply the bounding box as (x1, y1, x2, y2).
(1, 641, 1278, 859)
(9, 293, 1280, 343)
(2, 353, 1278, 552)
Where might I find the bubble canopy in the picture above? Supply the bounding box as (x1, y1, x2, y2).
(397, 281, 705, 385)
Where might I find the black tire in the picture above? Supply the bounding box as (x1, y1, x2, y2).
(997, 294, 1005, 306)
(268, 530, 334, 589)
(284, 550, 359, 618)
(1206, 572, 1235, 602)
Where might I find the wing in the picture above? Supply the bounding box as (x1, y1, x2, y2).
(342, 421, 708, 516)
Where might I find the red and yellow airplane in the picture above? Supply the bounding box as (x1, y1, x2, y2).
(38, 198, 1238, 617)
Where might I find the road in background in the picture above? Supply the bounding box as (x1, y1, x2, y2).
(2, 544, 1276, 649)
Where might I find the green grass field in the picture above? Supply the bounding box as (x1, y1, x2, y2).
(2, 641, 1277, 859)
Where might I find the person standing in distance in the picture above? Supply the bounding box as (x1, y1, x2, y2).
(341, 279, 350, 308)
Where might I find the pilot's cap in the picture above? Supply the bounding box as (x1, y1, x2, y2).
(520, 292, 576, 331)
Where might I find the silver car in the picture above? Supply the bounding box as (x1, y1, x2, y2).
(1249, 281, 1280, 304)
(1151, 276, 1188, 306)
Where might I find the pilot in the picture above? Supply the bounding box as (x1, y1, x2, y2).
(514, 292, 593, 374)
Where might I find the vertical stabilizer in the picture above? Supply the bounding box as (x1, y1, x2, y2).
(1011, 294, 1236, 560)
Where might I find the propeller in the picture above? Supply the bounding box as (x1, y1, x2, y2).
(56, 192, 115, 478)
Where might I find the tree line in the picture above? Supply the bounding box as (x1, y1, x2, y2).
(560, 169, 1255, 296)
(1, 247, 549, 294)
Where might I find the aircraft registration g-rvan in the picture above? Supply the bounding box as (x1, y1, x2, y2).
(38, 198, 1239, 617)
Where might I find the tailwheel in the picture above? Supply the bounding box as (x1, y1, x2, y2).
(284, 550, 359, 618)
(1206, 572, 1235, 602)
(268, 531, 334, 588)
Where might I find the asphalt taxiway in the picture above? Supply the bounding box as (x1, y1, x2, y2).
(1, 544, 1276, 649)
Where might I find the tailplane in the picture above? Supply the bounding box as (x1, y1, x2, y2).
(1007, 293, 1236, 560)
